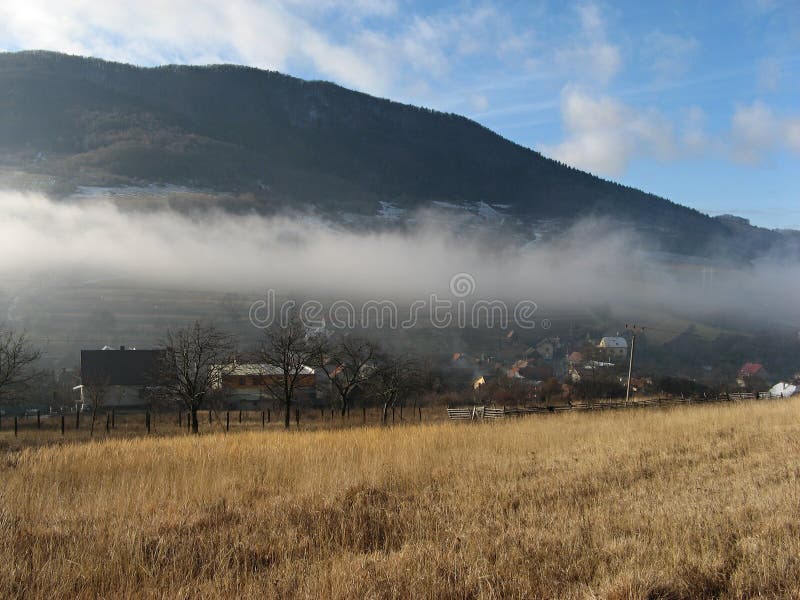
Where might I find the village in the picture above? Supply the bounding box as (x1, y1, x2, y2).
(4, 320, 792, 435)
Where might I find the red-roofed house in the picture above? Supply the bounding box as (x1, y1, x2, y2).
(737, 363, 769, 388)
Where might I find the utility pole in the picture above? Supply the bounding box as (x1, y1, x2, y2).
(625, 324, 645, 404)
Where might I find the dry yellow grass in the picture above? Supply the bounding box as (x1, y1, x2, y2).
(2, 399, 800, 599)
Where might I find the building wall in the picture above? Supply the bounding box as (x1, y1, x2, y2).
(221, 374, 317, 406)
(80, 385, 148, 407)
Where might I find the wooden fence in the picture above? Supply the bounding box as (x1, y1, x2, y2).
(447, 391, 795, 422)
(0, 403, 432, 439)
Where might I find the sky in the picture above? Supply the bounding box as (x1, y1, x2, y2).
(0, 0, 798, 229)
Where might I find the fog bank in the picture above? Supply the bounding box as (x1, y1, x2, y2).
(0, 191, 798, 326)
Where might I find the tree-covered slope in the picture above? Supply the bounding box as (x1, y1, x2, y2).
(0, 51, 789, 257)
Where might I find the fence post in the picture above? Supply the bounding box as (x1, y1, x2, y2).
(320, 407, 324, 420)
(61, 414, 65, 435)
(187, 412, 190, 433)
(14, 416, 17, 437)
(146, 411, 151, 435)
(239, 410, 242, 424)
(209, 410, 212, 424)
(392, 407, 395, 423)
(419, 406, 422, 422)
(261, 410, 265, 428)
(37, 409, 41, 429)
(400, 405, 403, 421)
(111, 409, 115, 430)
(76, 409, 80, 430)
(226, 411, 230, 432)
(363, 405, 366, 424)
(106, 412, 110, 433)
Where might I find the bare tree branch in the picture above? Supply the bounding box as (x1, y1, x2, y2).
(0, 325, 42, 402)
(158, 321, 236, 434)
(369, 352, 421, 425)
(257, 314, 320, 428)
(317, 336, 380, 417)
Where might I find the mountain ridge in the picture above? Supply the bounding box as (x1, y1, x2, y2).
(0, 50, 796, 259)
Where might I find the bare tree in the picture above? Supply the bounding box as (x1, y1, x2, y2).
(83, 376, 109, 437)
(317, 336, 380, 417)
(0, 326, 41, 403)
(159, 321, 236, 434)
(370, 352, 421, 425)
(257, 314, 321, 429)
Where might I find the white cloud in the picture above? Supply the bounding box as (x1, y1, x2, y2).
(0, 0, 394, 93)
(540, 87, 675, 176)
(786, 119, 800, 153)
(730, 102, 780, 164)
(554, 2, 622, 84)
(576, 2, 605, 36)
(542, 90, 800, 175)
(730, 102, 800, 163)
(0, 0, 532, 101)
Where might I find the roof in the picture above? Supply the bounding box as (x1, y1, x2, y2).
(227, 363, 314, 376)
(770, 382, 797, 398)
(739, 362, 765, 377)
(599, 336, 628, 349)
(81, 349, 164, 386)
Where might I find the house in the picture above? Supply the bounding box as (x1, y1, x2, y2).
(473, 373, 496, 390)
(218, 363, 316, 408)
(737, 363, 770, 388)
(78, 346, 164, 407)
(598, 336, 628, 360)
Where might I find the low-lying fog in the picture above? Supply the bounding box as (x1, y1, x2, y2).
(1, 190, 798, 328)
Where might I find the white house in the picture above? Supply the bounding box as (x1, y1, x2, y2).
(598, 336, 628, 360)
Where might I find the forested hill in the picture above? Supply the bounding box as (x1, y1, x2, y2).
(0, 51, 795, 258)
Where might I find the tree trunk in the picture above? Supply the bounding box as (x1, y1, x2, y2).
(284, 397, 291, 429)
(191, 407, 199, 434)
(90, 407, 97, 437)
(382, 403, 389, 425)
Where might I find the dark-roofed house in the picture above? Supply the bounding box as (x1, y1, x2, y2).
(78, 346, 165, 407)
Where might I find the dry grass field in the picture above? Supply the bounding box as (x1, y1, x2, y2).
(2, 399, 800, 599)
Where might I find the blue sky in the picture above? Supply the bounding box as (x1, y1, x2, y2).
(1, 0, 798, 228)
